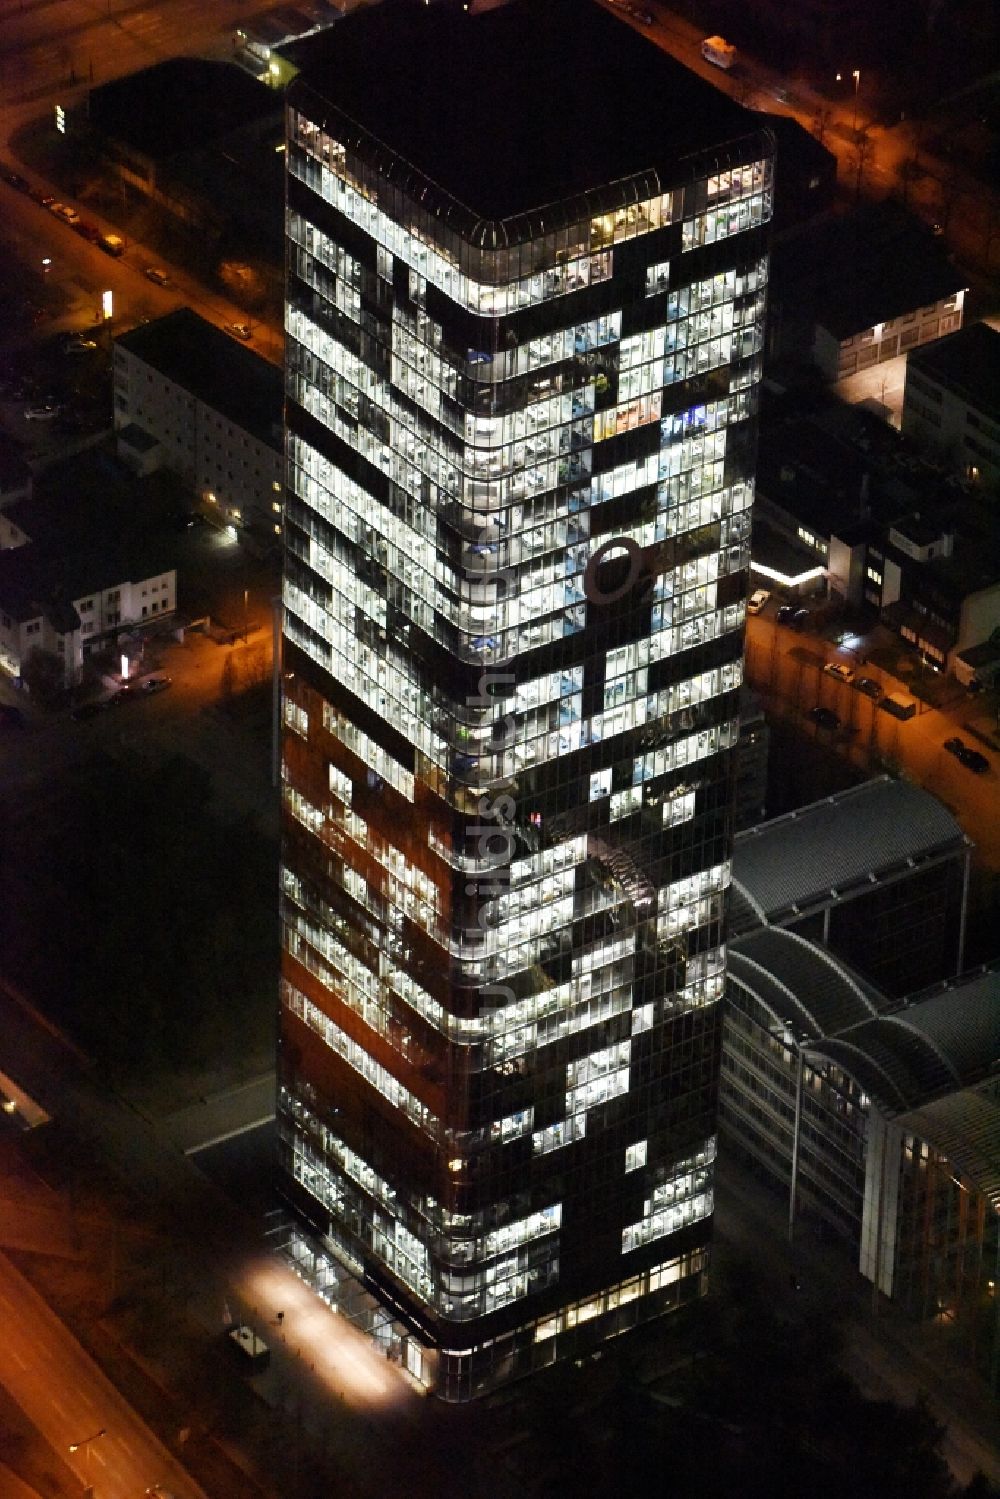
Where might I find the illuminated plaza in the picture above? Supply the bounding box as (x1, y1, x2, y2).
(277, 0, 774, 1399)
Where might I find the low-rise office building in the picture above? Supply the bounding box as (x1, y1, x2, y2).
(87, 59, 281, 246)
(877, 507, 1000, 672)
(0, 454, 176, 687)
(721, 939, 999, 1393)
(233, 1, 345, 87)
(722, 780, 997, 1391)
(768, 203, 967, 381)
(901, 321, 1000, 489)
(754, 396, 1000, 677)
(114, 308, 284, 541)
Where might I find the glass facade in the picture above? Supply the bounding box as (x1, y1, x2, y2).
(278, 65, 773, 1399)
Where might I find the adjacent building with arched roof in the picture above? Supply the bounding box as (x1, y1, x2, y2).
(721, 933, 999, 1392)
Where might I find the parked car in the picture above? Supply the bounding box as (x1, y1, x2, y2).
(54, 204, 80, 224)
(791, 608, 810, 631)
(64, 337, 98, 354)
(144, 266, 169, 285)
(74, 219, 100, 242)
(807, 706, 840, 730)
(1, 167, 30, 193)
(24, 404, 59, 421)
(107, 686, 136, 705)
(46, 200, 67, 217)
(30, 189, 55, 207)
(71, 700, 109, 720)
(775, 605, 795, 625)
(747, 588, 770, 615)
(140, 675, 172, 694)
(854, 676, 883, 700)
(944, 737, 989, 773)
(823, 662, 855, 684)
(227, 322, 252, 341)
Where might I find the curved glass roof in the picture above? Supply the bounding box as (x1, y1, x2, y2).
(895, 1084, 1000, 1213)
(727, 927, 881, 1041)
(731, 776, 968, 928)
(728, 931, 998, 1117)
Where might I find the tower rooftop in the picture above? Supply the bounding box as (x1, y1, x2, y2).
(285, 0, 760, 221)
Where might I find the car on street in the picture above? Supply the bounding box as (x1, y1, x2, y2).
(944, 737, 989, 773)
(30, 189, 55, 207)
(70, 700, 109, 720)
(775, 605, 795, 625)
(791, 608, 810, 631)
(64, 336, 98, 354)
(144, 266, 169, 285)
(823, 662, 855, 684)
(1, 167, 30, 192)
(74, 219, 100, 242)
(807, 706, 840, 730)
(140, 675, 172, 694)
(107, 686, 136, 705)
(747, 588, 770, 615)
(854, 676, 883, 700)
(227, 322, 253, 340)
(24, 404, 59, 421)
(54, 203, 80, 224)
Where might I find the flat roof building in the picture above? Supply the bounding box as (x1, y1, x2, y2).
(902, 321, 1000, 489)
(278, 0, 774, 1398)
(114, 309, 283, 538)
(767, 202, 967, 381)
(0, 452, 177, 686)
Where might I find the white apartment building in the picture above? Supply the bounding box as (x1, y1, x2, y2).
(113, 307, 284, 538)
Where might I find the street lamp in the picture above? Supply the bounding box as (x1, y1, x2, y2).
(69, 1429, 106, 1454)
(837, 68, 861, 134)
(69, 1428, 107, 1486)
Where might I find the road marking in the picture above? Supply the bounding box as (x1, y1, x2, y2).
(185, 1113, 274, 1155)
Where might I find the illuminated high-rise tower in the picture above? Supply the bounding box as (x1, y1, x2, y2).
(278, 0, 773, 1400)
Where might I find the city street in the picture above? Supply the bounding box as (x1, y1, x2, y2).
(0, 0, 286, 362)
(0, 1248, 209, 1499)
(0, 979, 417, 1499)
(745, 610, 1000, 872)
(611, 1, 1000, 273)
